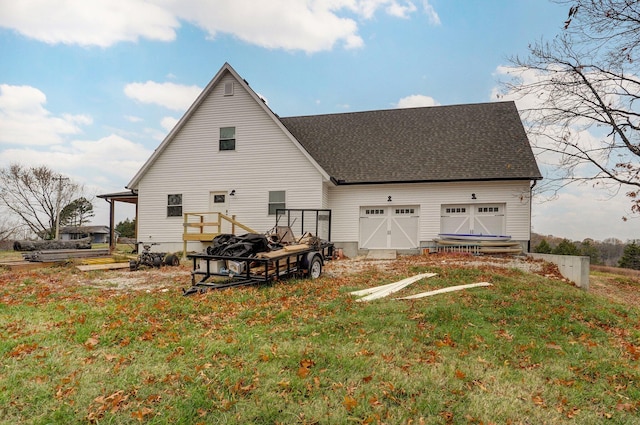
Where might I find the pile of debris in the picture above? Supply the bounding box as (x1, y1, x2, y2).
(13, 237, 92, 252)
(12, 236, 108, 263)
(205, 226, 323, 259)
(434, 234, 522, 255)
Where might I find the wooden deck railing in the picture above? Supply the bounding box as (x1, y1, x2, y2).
(182, 212, 257, 257)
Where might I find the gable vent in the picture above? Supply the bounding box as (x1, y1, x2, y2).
(224, 82, 234, 96)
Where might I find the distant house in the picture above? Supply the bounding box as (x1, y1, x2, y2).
(59, 225, 115, 244)
(115, 63, 541, 257)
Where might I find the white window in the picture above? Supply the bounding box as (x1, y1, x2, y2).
(268, 191, 285, 215)
(167, 194, 182, 217)
(219, 127, 236, 151)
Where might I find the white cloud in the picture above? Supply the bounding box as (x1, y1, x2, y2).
(395, 94, 439, 108)
(532, 184, 640, 242)
(0, 84, 91, 146)
(124, 115, 143, 123)
(423, 0, 441, 25)
(161, 116, 179, 132)
(0, 0, 179, 47)
(0, 134, 151, 184)
(124, 81, 202, 111)
(0, 0, 440, 52)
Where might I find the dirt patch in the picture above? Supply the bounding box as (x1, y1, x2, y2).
(84, 266, 191, 292)
(324, 253, 550, 278)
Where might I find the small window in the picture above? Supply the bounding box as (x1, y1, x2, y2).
(214, 194, 226, 203)
(167, 194, 182, 217)
(220, 127, 236, 151)
(268, 191, 285, 215)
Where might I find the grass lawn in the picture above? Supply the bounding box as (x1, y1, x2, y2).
(0, 254, 639, 424)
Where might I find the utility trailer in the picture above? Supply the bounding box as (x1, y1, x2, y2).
(183, 209, 333, 295)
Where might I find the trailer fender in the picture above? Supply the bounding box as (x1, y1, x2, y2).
(302, 252, 323, 279)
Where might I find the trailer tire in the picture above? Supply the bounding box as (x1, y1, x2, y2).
(164, 254, 180, 267)
(308, 255, 322, 279)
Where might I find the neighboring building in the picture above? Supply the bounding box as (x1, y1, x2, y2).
(59, 225, 115, 244)
(124, 63, 542, 257)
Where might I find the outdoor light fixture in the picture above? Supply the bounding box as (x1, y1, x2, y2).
(230, 189, 236, 196)
(387, 196, 392, 202)
(471, 193, 477, 200)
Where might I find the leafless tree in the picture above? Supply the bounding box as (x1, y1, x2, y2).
(0, 164, 84, 239)
(500, 0, 640, 215)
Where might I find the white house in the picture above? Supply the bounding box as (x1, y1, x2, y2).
(123, 63, 542, 257)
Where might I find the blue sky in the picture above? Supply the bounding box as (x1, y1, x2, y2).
(0, 0, 636, 242)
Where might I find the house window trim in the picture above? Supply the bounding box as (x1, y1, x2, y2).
(219, 126, 236, 151)
(167, 193, 183, 218)
(268, 190, 286, 216)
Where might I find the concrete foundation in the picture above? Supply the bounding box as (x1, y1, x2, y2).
(528, 253, 590, 290)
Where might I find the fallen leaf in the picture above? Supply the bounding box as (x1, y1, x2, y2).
(343, 395, 358, 411)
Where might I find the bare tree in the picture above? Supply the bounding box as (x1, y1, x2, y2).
(499, 0, 640, 215)
(0, 164, 84, 239)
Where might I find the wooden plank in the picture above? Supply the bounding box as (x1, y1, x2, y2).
(183, 233, 217, 241)
(283, 244, 310, 253)
(76, 262, 131, 271)
(0, 260, 59, 271)
(184, 222, 220, 227)
(351, 273, 437, 300)
(396, 282, 493, 300)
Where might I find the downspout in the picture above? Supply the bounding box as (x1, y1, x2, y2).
(528, 179, 538, 253)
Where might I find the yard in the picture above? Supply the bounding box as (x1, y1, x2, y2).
(1, 253, 639, 424)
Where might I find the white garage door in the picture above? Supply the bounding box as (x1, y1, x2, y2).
(359, 206, 419, 249)
(440, 204, 505, 235)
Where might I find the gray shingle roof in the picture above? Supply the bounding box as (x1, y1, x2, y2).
(280, 101, 542, 184)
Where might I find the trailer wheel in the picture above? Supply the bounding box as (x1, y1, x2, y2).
(308, 255, 322, 279)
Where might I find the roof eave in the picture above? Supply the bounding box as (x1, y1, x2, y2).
(331, 176, 543, 185)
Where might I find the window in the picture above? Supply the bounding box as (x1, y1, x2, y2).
(445, 207, 466, 214)
(219, 127, 236, 151)
(268, 191, 285, 215)
(478, 207, 500, 213)
(167, 194, 182, 217)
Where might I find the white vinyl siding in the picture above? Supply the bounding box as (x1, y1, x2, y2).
(136, 73, 326, 250)
(328, 180, 532, 246)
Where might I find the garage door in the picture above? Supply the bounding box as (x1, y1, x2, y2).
(359, 206, 419, 249)
(440, 204, 505, 235)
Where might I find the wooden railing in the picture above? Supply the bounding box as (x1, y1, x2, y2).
(182, 212, 257, 256)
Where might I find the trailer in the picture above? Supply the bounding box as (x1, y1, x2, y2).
(183, 209, 333, 295)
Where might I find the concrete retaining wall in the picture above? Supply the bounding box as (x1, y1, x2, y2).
(528, 253, 590, 290)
